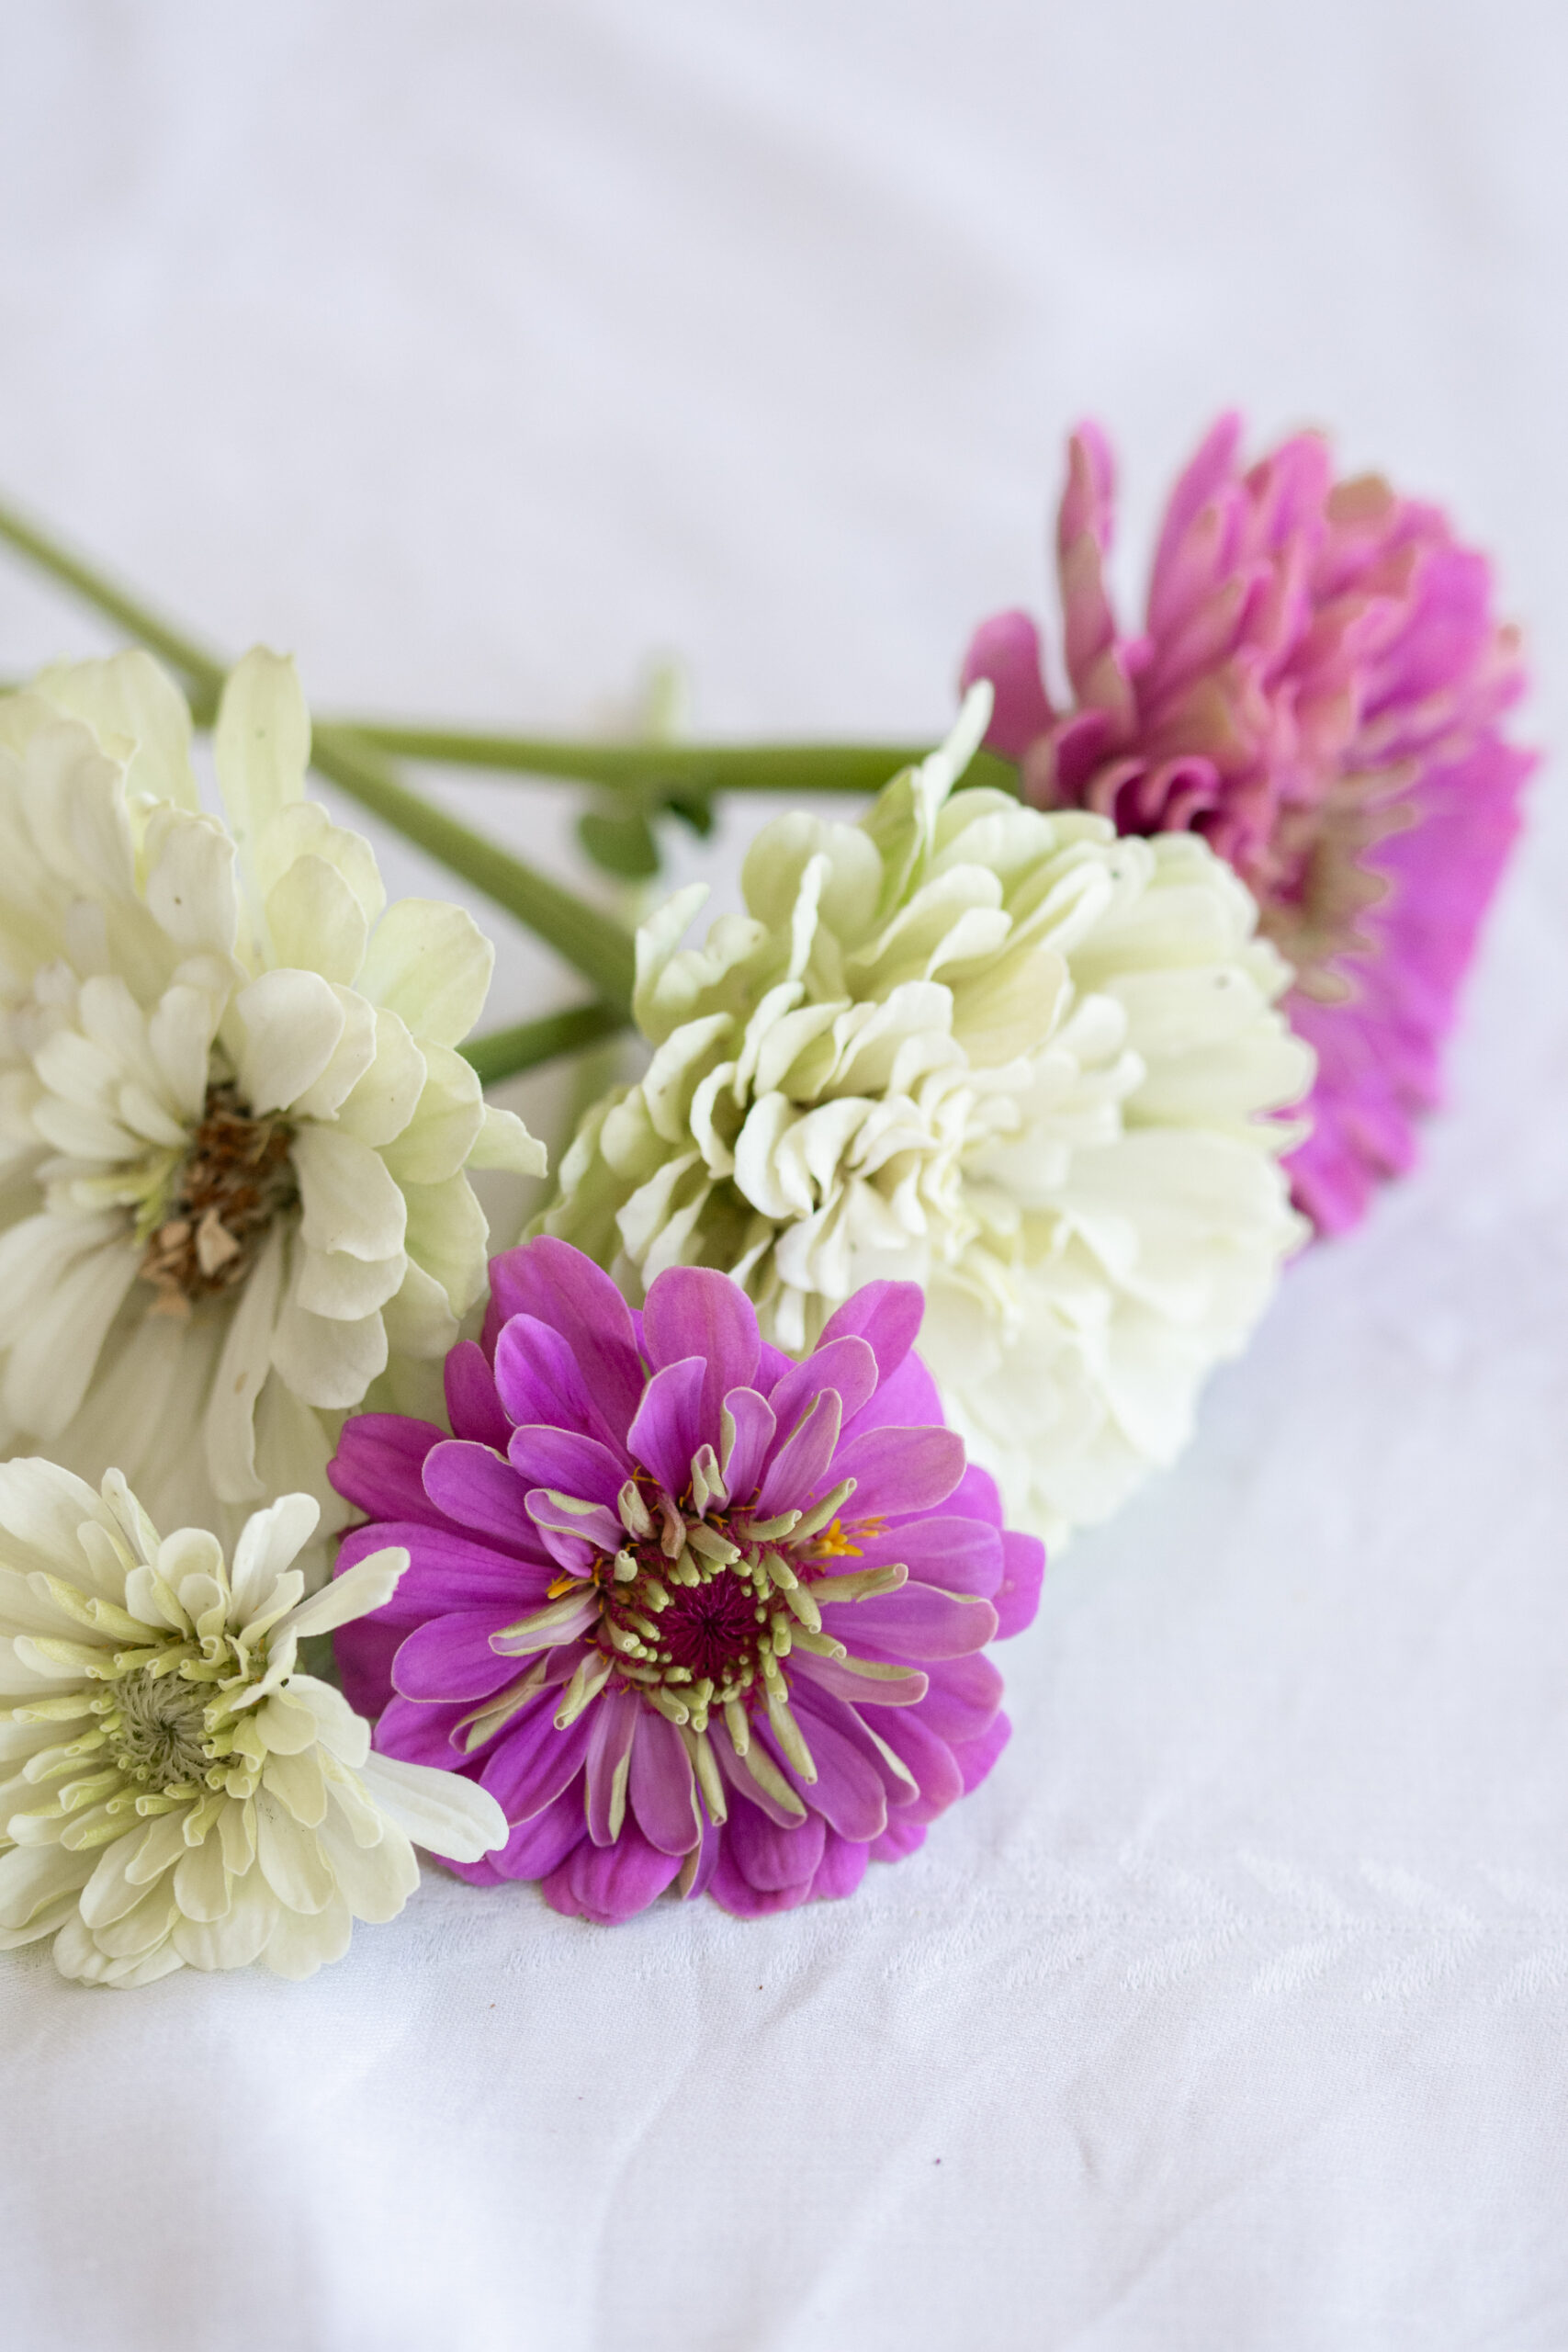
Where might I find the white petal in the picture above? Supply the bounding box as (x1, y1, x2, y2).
(34, 649, 200, 809)
(202, 1222, 288, 1505)
(260, 1890, 352, 1979)
(269, 1288, 388, 1408)
(280, 1546, 408, 1643)
(228, 1491, 321, 1625)
(172, 1864, 276, 1972)
(358, 1749, 508, 1861)
(173, 1833, 231, 1924)
(149, 983, 223, 1121)
(0, 1839, 95, 1935)
(265, 854, 369, 988)
(401, 1171, 489, 1317)
(357, 899, 492, 1047)
(380, 1044, 484, 1185)
(254, 1788, 334, 1913)
(468, 1102, 547, 1177)
(214, 649, 310, 882)
(316, 1805, 418, 1922)
(291, 1125, 407, 1261)
(226, 968, 345, 1114)
(2, 1239, 141, 1439)
(141, 805, 240, 956)
(293, 1241, 407, 1321)
(331, 1009, 427, 1148)
(379, 1257, 460, 1358)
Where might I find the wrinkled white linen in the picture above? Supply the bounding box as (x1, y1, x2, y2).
(2, 4, 1566, 2346)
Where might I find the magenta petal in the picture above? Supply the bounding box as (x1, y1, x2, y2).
(543, 1819, 682, 1923)
(680, 1819, 722, 1902)
(763, 1337, 876, 1453)
(790, 1650, 929, 1710)
(724, 1795, 825, 1894)
(480, 1695, 594, 1820)
(333, 1618, 401, 1720)
(809, 1829, 870, 1903)
(421, 1441, 543, 1557)
(628, 1712, 702, 1855)
(954, 1708, 1011, 1795)
(825, 1584, 997, 1661)
(947, 1463, 1004, 1528)
(626, 1355, 707, 1494)
(330, 1414, 449, 1527)
(993, 1531, 1045, 1638)
(391, 1611, 527, 1703)
(486, 1238, 645, 1442)
(713, 1719, 811, 1826)
(340, 1521, 555, 1622)
(585, 1688, 640, 1846)
(765, 1708, 886, 1843)
(487, 1786, 588, 1881)
(839, 1344, 944, 1446)
(373, 1694, 474, 1767)
(851, 1515, 1003, 1600)
(506, 1424, 629, 1507)
(720, 1386, 777, 1506)
(817, 1280, 925, 1389)
(706, 1838, 814, 1918)
(831, 1424, 964, 1521)
(754, 1387, 842, 1517)
(641, 1265, 761, 1434)
(444, 1341, 512, 1448)
(787, 1679, 913, 1803)
(492, 1315, 597, 1442)
(873, 1705, 965, 1823)
(960, 609, 1055, 760)
(912, 1652, 1004, 1746)
(870, 1817, 927, 1862)
(523, 1490, 623, 1568)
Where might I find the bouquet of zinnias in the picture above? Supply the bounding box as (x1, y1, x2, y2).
(0, 412, 1531, 1983)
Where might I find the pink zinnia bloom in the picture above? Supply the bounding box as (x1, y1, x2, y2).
(961, 413, 1535, 1234)
(329, 1238, 1043, 1924)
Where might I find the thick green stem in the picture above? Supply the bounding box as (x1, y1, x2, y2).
(460, 1000, 629, 1086)
(0, 497, 227, 697)
(332, 722, 1019, 798)
(0, 495, 636, 1012)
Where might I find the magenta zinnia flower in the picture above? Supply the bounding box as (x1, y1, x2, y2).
(961, 413, 1535, 1235)
(328, 1238, 1043, 1924)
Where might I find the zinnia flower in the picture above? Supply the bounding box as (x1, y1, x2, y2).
(0, 650, 543, 1558)
(0, 1462, 506, 1985)
(536, 693, 1312, 1544)
(961, 413, 1534, 1234)
(329, 1237, 1043, 1923)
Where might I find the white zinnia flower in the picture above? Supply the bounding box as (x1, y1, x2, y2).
(0, 650, 544, 1559)
(542, 688, 1314, 1545)
(0, 1461, 506, 1985)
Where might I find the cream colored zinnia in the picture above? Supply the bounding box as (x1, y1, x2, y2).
(542, 688, 1314, 1544)
(0, 650, 543, 1561)
(0, 1461, 506, 1985)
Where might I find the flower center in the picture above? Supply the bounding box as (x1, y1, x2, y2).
(139, 1079, 298, 1307)
(104, 1666, 213, 1792)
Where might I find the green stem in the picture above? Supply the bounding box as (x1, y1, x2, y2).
(460, 1000, 629, 1086)
(333, 723, 1019, 798)
(309, 725, 635, 1009)
(0, 497, 227, 697)
(0, 494, 636, 1012)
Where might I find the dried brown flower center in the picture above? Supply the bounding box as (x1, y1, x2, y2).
(139, 1080, 298, 1309)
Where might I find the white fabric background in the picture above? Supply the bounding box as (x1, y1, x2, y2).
(2, 5, 1566, 2346)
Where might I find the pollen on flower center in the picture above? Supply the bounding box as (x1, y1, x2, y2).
(139, 1078, 299, 1309)
(104, 1665, 213, 1791)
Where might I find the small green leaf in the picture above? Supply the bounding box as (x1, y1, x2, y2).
(579, 800, 661, 879)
